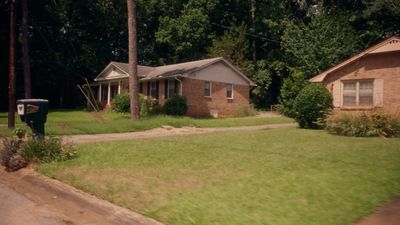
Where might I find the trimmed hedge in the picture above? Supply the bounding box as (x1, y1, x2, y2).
(293, 84, 333, 128)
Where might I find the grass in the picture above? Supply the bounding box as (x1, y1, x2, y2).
(38, 128, 400, 225)
(0, 110, 293, 136)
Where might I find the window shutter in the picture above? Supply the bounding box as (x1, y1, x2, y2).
(373, 79, 384, 107)
(332, 81, 341, 107)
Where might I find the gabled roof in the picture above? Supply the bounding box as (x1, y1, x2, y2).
(94, 62, 155, 81)
(310, 35, 400, 83)
(95, 57, 256, 86)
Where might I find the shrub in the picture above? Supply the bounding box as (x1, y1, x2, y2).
(112, 93, 156, 117)
(164, 95, 188, 116)
(293, 84, 333, 128)
(111, 93, 131, 113)
(1, 135, 77, 172)
(326, 112, 400, 137)
(0, 138, 27, 172)
(279, 71, 308, 117)
(234, 106, 255, 117)
(24, 137, 77, 163)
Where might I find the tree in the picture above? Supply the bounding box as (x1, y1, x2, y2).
(21, 0, 31, 98)
(155, 1, 213, 63)
(281, 13, 361, 78)
(127, 0, 140, 120)
(279, 70, 308, 117)
(8, 0, 16, 129)
(208, 23, 251, 73)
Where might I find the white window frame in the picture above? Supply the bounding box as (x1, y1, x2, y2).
(226, 84, 233, 99)
(342, 80, 374, 107)
(204, 81, 212, 97)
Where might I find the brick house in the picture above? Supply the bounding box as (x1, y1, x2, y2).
(310, 36, 400, 116)
(92, 57, 256, 117)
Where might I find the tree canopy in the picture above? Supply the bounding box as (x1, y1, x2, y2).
(0, 0, 399, 110)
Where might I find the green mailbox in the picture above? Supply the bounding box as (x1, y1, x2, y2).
(16, 99, 49, 137)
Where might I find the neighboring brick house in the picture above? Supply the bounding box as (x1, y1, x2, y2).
(92, 57, 256, 117)
(310, 36, 400, 116)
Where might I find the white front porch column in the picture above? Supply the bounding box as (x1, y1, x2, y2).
(107, 82, 111, 105)
(98, 83, 102, 102)
(118, 81, 121, 94)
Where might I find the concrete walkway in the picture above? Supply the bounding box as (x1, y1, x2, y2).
(0, 168, 164, 225)
(68, 123, 298, 143)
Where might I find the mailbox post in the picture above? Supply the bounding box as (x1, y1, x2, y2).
(16, 99, 49, 138)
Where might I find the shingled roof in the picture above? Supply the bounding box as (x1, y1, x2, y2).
(310, 35, 400, 83)
(94, 57, 255, 85)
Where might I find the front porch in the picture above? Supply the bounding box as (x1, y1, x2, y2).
(90, 78, 182, 108)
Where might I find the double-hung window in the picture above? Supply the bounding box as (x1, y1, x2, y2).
(343, 80, 373, 107)
(164, 79, 177, 99)
(204, 81, 211, 97)
(226, 84, 233, 99)
(150, 81, 159, 99)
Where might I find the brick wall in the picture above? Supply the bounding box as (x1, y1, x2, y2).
(323, 51, 400, 116)
(182, 78, 251, 117)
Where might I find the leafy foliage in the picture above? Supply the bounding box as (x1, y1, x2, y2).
(279, 71, 308, 117)
(1, 0, 399, 111)
(293, 84, 333, 129)
(326, 111, 400, 137)
(0, 135, 77, 171)
(163, 95, 188, 116)
(156, 3, 212, 62)
(111, 93, 153, 117)
(281, 13, 361, 77)
(24, 137, 77, 163)
(111, 93, 131, 113)
(0, 138, 27, 172)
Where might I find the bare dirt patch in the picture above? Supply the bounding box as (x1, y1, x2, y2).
(68, 123, 297, 144)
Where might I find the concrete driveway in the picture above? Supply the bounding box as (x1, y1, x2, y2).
(0, 168, 163, 225)
(0, 183, 66, 225)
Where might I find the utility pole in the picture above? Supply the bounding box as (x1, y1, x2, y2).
(8, 0, 16, 129)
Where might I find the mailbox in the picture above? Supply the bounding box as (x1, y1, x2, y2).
(16, 99, 49, 137)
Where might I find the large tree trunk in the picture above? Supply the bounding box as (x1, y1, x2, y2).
(127, 0, 139, 120)
(250, 0, 257, 66)
(22, 0, 31, 98)
(8, 0, 16, 129)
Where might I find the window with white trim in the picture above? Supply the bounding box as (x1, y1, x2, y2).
(343, 80, 373, 106)
(204, 81, 211, 97)
(226, 84, 233, 99)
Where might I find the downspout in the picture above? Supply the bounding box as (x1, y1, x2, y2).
(174, 77, 183, 95)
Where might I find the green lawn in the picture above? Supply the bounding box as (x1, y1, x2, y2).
(38, 128, 400, 225)
(0, 110, 293, 137)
